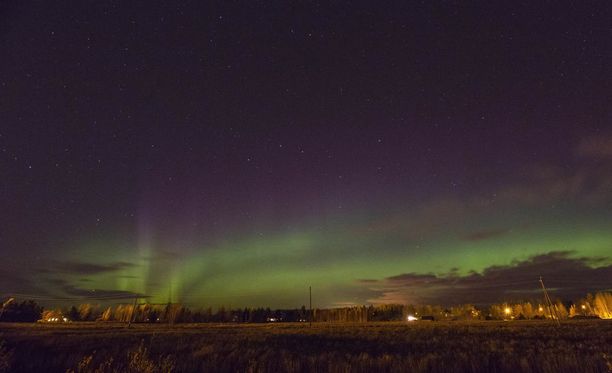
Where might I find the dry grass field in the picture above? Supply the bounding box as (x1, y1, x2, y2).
(1, 320, 611, 372)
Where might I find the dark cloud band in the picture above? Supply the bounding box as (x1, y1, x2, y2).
(363, 251, 612, 305)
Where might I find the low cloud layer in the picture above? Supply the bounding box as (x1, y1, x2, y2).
(363, 251, 612, 305)
(462, 229, 509, 242)
(0, 269, 50, 296)
(53, 261, 136, 275)
(576, 134, 612, 158)
(60, 283, 141, 299)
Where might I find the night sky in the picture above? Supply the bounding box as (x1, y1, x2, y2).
(2, 2, 611, 308)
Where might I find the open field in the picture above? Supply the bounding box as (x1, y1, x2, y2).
(1, 320, 611, 372)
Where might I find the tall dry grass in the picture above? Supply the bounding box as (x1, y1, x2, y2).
(0, 340, 13, 373)
(66, 340, 175, 373)
(1, 321, 610, 372)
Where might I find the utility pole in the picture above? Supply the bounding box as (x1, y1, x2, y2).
(127, 295, 138, 328)
(309, 286, 312, 327)
(168, 279, 172, 304)
(539, 277, 560, 326)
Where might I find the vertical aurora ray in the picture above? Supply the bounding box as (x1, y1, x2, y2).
(135, 213, 152, 298)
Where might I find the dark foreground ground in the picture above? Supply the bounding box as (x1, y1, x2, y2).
(1, 320, 611, 372)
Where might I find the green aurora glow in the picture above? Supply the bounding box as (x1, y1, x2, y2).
(56, 201, 612, 307)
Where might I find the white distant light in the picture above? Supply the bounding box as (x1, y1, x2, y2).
(407, 315, 418, 321)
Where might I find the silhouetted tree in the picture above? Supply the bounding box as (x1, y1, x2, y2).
(68, 306, 80, 321)
(0, 300, 43, 322)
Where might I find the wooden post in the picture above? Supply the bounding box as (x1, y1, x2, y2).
(127, 295, 138, 328)
(309, 286, 312, 327)
(539, 277, 560, 327)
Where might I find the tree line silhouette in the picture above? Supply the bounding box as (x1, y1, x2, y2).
(1, 292, 611, 323)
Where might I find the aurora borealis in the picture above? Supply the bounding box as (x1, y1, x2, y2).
(2, 2, 611, 308)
